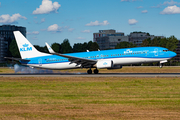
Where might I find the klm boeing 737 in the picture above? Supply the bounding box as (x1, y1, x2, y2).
(5, 31, 177, 74)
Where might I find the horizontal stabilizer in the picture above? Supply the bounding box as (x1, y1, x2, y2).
(4, 57, 30, 62)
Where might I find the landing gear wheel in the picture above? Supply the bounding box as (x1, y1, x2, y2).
(87, 69, 92, 74)
(94, 69, 99, 74)
(159, 63, 163, 68)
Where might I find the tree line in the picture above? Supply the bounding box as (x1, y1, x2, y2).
(8, 39, 100, 58)
(115, 35, 178, 52)
(115, 35, 179, 65)
(8, 35, 179, 61)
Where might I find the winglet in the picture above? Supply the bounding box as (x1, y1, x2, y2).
(45, 42, 55, 54)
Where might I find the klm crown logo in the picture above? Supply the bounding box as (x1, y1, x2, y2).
(124, 49, 133, 54)
(20, 43, 32, 52)
(103, 62, 108, 65)
(23, 43, 29, 47)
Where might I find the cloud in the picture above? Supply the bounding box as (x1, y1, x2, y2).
(160, 5, 180, 14)
(141, 10, 148, 13)
(31, 36, 38, 40)
(41, 18, 45, 23)
(117, 30, 123, 32)
(47, 24, 74, 33)
(128, 19, 138, 25)
(34, 18, 45, 24)
(163, 0, 180, 6)
(47, 24, 62, 32)
(85, 20, 109, 26)
(0, 13, 27, 24)
(76, 37, 86, 40)
(121, 0, 130, 1)
(68, 28, 74, 32)
(27, 31, 39, 35)
(151, 5, 161, 8)
(121, 0, 142, 2)
(33, 0, 61, 14)
(151, 0, 180, 8)
(82, 30, 91, 33)
(137, 6, 143, 9)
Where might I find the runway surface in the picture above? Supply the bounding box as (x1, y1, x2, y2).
(0, 73, 180, 77)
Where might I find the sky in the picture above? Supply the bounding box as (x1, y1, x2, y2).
(0, 0, 180, 46)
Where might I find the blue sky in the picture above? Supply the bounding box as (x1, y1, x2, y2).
(0, 0, 180, 46)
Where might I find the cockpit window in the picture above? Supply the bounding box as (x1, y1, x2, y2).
(163, 50, 169, 52)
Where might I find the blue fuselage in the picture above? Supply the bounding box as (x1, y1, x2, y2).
(21, 47, 176, 70)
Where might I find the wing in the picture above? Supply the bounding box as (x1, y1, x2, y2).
(45, 43, 97, 68)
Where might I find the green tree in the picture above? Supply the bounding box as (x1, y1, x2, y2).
(146, 33, 150, 36)
(141, 37, 171, 48)
(141, 38, 151, 47)
(82, 42, 88, 51)
(166, 36, 178, 51)
(43, 46, 49, 53)
(87, 41, 93, 50)
(61, 39, 73, 53)
(51, 43, 61, 53)
(89, 42, 99, 51)
(151, 37, 161, 46)
(34, 45, 49, 53)
(9, 39, 20, 58)
(115, 41, 136, 49)
(73, 43, 84, 52)
(159, 38, 167, 48)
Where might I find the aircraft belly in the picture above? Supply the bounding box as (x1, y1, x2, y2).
(54, 62, 80, 69)
(27, 62, 80, 70)
(27, 57, 170, 70)
(112, 57, 169, 65)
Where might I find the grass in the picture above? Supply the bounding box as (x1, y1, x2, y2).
(0, 68, 14, 73)
(2, 66, 180, 73)
(0, 77, 180, 119)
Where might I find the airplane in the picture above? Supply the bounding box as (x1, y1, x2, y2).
(5, 31, 177, 74)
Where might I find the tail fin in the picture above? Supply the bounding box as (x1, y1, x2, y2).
(14, 31, 49, 59)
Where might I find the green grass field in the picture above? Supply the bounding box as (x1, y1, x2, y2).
(0, 77, 180, 119)
(1, 66, 180, 73)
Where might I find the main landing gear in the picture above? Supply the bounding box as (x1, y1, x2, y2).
(87, 68, 99, 74)
(94, 69, 99, 74)
(87, 69, 92, 74)
(159, 63, 163, 68)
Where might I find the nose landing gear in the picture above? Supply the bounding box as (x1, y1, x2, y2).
(159, 63, 163, 68)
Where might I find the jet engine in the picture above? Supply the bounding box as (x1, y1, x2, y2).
(107, 65, 122, 70)
(96, 60, 113, 69)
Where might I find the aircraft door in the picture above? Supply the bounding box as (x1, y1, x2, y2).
(154, 48, 158, 56)
(38, 58, 42, 66)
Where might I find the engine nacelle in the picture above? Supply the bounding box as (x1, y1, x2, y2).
(107, 65, 122, 70)
(96, 60, 113, 69)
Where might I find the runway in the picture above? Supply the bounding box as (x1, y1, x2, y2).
(0, 73, 180, 77)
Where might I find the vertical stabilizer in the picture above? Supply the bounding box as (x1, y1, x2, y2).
(13, 31, 49, 59)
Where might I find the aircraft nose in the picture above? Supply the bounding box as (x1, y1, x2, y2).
(170, 51, 177, 57)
